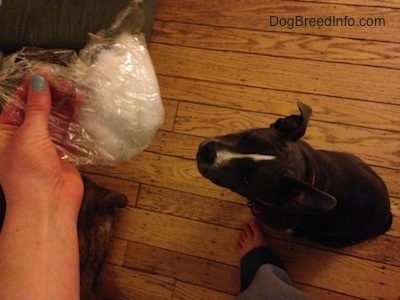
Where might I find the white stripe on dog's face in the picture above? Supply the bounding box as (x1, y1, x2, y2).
(214, 150, 275, 167)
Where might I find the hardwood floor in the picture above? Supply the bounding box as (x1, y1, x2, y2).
(82, 1, 400, 299)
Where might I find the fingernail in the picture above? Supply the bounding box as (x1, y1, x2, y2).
(30, 75, 46, 91)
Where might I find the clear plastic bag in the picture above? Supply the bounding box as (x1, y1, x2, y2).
(0, 0, 164, 166)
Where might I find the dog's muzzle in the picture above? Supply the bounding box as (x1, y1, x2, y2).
(197, 140, 218, 166)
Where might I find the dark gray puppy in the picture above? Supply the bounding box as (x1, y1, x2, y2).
(197, 102, 392, 248)
(0, 175, 127, 299)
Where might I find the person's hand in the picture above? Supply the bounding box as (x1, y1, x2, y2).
(0, 75, 83, 299)
(0, 74, 83, 221)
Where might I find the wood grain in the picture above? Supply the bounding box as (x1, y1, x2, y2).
(105, 238, 128, 266)
(98, 263, 175, 299)
(152, 20, 400, 69)
(124, 241, 240, 295)
(296, 0, 400, 9)
(114, 207, 240, 267)
(87, 0, 400, 298)
(158, 75, 400, 132)
(160, 98, 179, 132)
(116, 209, 400, 299)
(293, 284, 362, 300)
(155, 0, 400, 42)
(172, 281, 236, 300)
(150, 44, 400, 104)
(81, 152, 243, 204)
(137, 184, 251, 229)
(270, 239, 400, 299)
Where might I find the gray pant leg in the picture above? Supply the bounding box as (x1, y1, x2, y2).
(237, 264, 313, 300)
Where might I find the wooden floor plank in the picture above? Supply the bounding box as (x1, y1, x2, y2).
(158, 75, 400, 132)
(331, 233, 400, 267)
(172, 281, 236, 300)
(145, 130, 200, 160)
(137, 184, 251, 230)
(124, 241, 240, 295)
(371, 167, 400, 199)
(115, 208, 240, 266)
(150, 44, 400, 104)
(81, 152, 243, 204)
(160, 98, 179, 132)
(278, 243, 400, 299)
(293, 284, 363, 300)
(106, 238, 128, 266)
(155, 0, 400, 42)
(116, 209, 400, 299)
(152, 20, 400, 69)
(98, 263, 175, 299)
(295, 0, 400, 9)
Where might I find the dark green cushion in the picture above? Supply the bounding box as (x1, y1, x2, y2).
(0, 0, 157, 54)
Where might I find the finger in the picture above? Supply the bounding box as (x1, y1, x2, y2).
(249, 219, 260, 232)
(23, 75, 52, 131)
(0, 79, 29, 125)
(237, 235, 244, 249)
(237, 230, 245, 248)
(249, 220, 265, 240)
(243, 223, 253, 238)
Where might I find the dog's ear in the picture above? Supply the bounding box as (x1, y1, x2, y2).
(271, 102, 312, 141)
(280, 177, 337, 214)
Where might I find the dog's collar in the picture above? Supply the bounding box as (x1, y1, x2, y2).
(310, 172, 316, 186)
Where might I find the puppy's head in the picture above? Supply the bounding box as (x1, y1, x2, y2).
(196, 102, 336, 229)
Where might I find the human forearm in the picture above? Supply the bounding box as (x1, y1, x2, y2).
(0, 201, 80, 299)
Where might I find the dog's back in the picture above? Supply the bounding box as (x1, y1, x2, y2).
(297, 147, 392, 247)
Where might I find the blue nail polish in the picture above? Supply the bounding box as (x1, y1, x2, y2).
(31, 75, 46, 91)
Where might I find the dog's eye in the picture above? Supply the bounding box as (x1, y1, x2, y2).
(239, 171, 250, 184)
(238, 133, 252, 144)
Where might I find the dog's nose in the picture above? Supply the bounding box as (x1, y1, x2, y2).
(197, 140, 218, 165)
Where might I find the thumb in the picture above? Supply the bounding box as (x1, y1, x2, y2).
(24, 75, 52, 131)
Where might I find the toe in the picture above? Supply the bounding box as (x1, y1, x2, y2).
(249, 219, 262, 236)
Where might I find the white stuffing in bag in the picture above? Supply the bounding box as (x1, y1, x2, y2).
(77, 33, 164, 163)
(0, 1, 164, 166)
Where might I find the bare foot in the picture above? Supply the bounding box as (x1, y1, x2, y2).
(237, 219, 268, 258)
